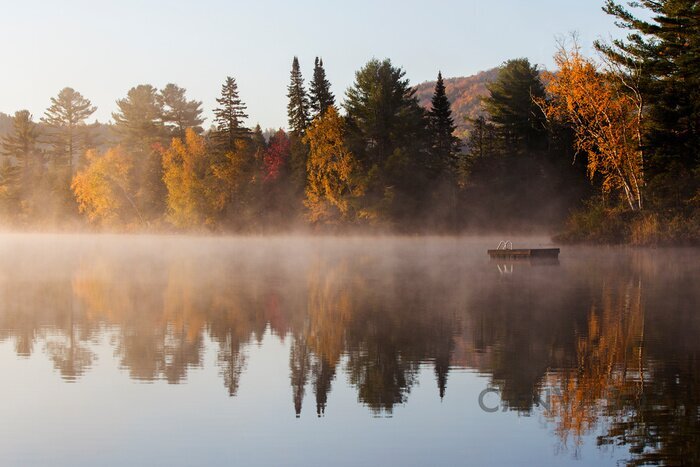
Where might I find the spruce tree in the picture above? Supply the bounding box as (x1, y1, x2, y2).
(309, 57, 335, 119)
(213, 76, 249, 151)
(428, 72, 460, 173)
(42, 87, 96, 172)
(287, 57, 310, 134)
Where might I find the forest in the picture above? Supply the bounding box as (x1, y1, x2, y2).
(1, 0, 698, 243)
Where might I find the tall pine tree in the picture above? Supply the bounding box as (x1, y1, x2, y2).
(213, 76, 249, 151)
(428, 72, 460, 173)
(42, 87, 96, 173)
(309, 57, 335, 119)
(159, 83, 204, 140)
(287, 57, 310, 135)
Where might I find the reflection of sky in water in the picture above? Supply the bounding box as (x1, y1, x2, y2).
(0, 234, 698, 466)
(0, 333, 615, 467)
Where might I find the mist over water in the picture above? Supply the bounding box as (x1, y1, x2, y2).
(0, 234, 698, 466)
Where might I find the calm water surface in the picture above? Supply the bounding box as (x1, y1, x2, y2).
(0, 234, 698, 466)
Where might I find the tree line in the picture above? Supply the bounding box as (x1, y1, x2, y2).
(1, 0, 698, 241)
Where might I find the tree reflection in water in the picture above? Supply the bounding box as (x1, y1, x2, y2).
(0, 238, 697, 465)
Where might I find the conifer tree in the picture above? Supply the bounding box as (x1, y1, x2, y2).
(309, 57, 335, 119)
(0, 110, 42, 215)
(287, 57, 310, 135)
(1, 110, 41, 170)
(213, 76, 249, 151)
(112, 84, 167, 218)
(482, 59, 546, 151)
(428, 72, 460, 173)
(42, 87, 96, 172)
(159, 83, 204, 139)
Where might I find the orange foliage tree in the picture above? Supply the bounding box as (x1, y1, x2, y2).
(71, 146, 142, 227)
(303, 107, 365, 224)
(161, 128, 221, 228)
(541, 42, 644, 210)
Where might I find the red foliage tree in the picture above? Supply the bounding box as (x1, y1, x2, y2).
(263, 129, 291, 182)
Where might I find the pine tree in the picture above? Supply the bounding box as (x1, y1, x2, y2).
(482, 59, 546, 151)
(287, 57, 310, 135)
(344, 58, 430, 223)
(0, 110, 42, 215)
(309, 57, 335, 119)
(41, 87, 96, 172)
(159, 83, 204, 139)
(428, 72, 460, 173)
(1, 110, 41, 170)
(112, 84, 167, 218)
(213, 76, 249, 151)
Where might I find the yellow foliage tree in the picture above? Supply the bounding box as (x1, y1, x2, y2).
(303, 107, 364, 224)
(541, 42, 644, 211)
(71, 146, 140, 227)
(162, 128, 220, 229)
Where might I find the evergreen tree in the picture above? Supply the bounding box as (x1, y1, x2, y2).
(113, 84, 165, 149)
(482, 59, 546, 151)
(1, 110, 41, 170)
(344, 58, 430, 224)
(428, 72, 460, 173)
(309, 57, 335, 119)
(287, 57, 310, 134)
(0, 110, 42, 215)
(213, 76, 249, 151)
(159, 83, 204, 139)
(41, 87, 96, 172)
(112, 84, 167, 218)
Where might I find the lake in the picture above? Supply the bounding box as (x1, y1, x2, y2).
(0, 234, 698, 466)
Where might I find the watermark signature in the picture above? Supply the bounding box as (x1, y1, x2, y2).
(478, 386, 562, 413)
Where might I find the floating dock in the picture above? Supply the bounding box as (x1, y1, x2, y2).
(487, 241, 560, 260)
(487, 248, 560, 259)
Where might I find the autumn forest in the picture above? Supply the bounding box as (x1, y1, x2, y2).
(1, 0, 699, 244)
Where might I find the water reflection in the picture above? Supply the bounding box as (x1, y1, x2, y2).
(0, 236, 698, 465)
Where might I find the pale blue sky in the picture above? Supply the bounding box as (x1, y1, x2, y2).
(1, 0, 624, 129)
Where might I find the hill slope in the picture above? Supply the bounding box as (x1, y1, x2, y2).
(414, 68, 498, 139)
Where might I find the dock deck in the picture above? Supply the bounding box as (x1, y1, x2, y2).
(487, 248, 560, 259)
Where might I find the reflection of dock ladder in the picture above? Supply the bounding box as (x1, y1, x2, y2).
(497, 240, 513, 250)
(497, 264, 513, 275)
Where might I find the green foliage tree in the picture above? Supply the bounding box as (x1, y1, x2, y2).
(309, 57, 335, 119)
(344, 58, 430, 224)
(482, 58, 546, 151)
(213, 76, 249, 151)
(428, 71, 460, 174)
(112, 84, 167, 220)
(159, 83, 204, 139)
(0, 110, 42, 217)
(287, 57, 310, 135)
(42, 87, 96, 172)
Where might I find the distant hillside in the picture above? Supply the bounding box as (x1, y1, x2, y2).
(415, 68, 499, 140)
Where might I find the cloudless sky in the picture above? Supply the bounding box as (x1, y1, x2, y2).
(0, 0, 625, 130)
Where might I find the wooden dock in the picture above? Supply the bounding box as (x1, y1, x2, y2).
(487, 248, 560, 260)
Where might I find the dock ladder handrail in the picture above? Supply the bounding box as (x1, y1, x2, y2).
(496, 241, 513, 250)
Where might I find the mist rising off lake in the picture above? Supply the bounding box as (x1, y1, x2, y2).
(0, 234, 698, 466)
